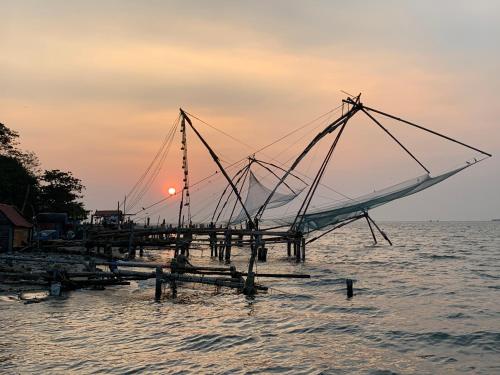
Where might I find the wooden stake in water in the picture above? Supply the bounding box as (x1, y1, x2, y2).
(155, 266, 163, 301)
(346, 278, 354, 298)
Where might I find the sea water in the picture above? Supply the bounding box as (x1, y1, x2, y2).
(1, 222, 499, 374)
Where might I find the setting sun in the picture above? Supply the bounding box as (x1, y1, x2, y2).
(168, 187, 176, 195)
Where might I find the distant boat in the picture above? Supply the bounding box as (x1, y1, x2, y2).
(493, 219, 500, 222)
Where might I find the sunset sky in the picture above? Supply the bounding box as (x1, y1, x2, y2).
(2, 1, 499, 221)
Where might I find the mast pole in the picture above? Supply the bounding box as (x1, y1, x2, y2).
(292, 121, 347, 231)
(179, 109, 254, 225)
(177, 116, 187, 228)
(211, 163, 249, 223)
(255, 95, 363, 221)
(215, 161, 251, 224)
(226, 159, 252, 226)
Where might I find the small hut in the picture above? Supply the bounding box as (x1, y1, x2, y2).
(0, 203, 33, 252)
(93, 210, 123, 227)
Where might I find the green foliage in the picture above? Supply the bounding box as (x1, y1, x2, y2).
(1, 123, 40, 173)
(0, 122, 87, 219)
(39, 169, 87, 219)
(0, 155, 39, 217)
(0, 123, 20, 154)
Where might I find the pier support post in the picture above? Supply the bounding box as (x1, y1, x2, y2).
(287, 240, 291, 257)
(225, 232, 232, 262)
(295, 238, 301, 262)
(155, 266, 163, 301)
(139, 245, 144, 257)
(244, 234, 260, 295)
(218, 241, 225, 261)
(257, 242, 267, 262)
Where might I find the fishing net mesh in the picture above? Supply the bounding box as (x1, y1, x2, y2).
(231, 171, 304, 224)
(267, 164, 470, 232)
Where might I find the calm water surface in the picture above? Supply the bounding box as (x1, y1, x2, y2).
(1, 222, 499, 374)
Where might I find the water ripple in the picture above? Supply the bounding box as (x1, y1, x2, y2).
(1, 222, 499, 374)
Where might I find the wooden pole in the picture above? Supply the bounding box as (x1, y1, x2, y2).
(365, 214, 377, 244)
(244, 236, 259, 295)
(127, 225, 135, 259)
(170, 279, 177, 298)
(225, 231, 232, 262)
(367, 215, 393, 246)
(218, 240, 224, 261)
(155, 266, 163, 301)
(181, 109, 254, 224)
(301, 237, 306, 261)
(346, 278, 354, 298)
(255, 100, 361, 221)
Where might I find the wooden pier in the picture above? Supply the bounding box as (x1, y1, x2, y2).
(84, 225, 308, 263)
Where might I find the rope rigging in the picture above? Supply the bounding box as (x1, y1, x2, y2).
(122, 94, 491, 232)
(121, 115, 180, 214)
(128, 105, 345, 222)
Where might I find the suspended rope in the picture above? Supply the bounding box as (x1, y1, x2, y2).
(122, 114, 180, 213)
(126, 119, 179, 213)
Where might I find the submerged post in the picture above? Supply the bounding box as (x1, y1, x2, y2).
(346, 278, 354, 298)
(295, 237, 301, 262)
(171, 279, 177, 298)
(127, 225, 135, 259)
(155, 266, 163, 301)
(244, 232, 260, 295)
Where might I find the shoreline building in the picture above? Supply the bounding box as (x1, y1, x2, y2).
(0, 203, 33, 252)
